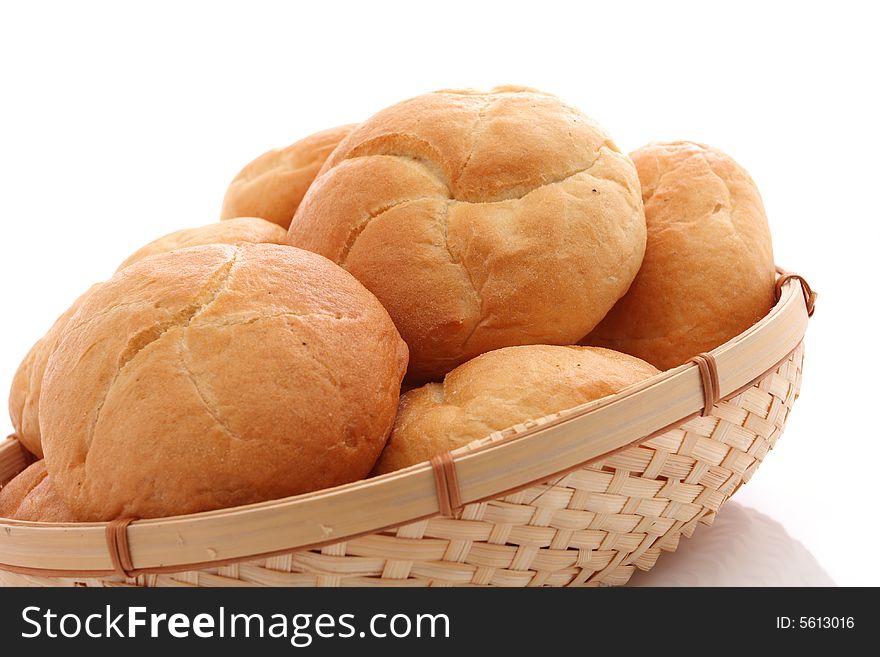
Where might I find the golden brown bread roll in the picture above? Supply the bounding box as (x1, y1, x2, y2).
(373, 345, 659, 474)
(8, 285, 99, 458)
(9, 218, 288, 458)
(41, 243, 408, 520)
(0, 461, 77, 522)
(221, 124, 357, 229)
(288, 87, 646, 382)
(586, 141, 775, 370)
(117, 216, 287, 271)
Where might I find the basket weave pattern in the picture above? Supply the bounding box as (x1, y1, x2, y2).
(0, 342, 803, 587)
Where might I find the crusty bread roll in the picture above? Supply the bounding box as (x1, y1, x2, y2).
(9, 218, 287, 458)
(373, 345, 658, 474)
(41, 243, 408, 520)
(221, 124, 357, 229)
(0, 461, 77, 522)
(586, 141, 775, 370)
(288, 87, 646, 382)
(8, 285, 99, 457)
(117, 216, 287, 271)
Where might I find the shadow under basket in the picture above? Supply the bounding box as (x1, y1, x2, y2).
(0, 272, 815, 587)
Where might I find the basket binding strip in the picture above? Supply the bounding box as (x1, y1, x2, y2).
(0, 274, 812, 587)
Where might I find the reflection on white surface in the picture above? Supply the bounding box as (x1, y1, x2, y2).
(629, 502, 835, 586)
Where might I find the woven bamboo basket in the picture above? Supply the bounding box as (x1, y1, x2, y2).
(0, 272, 815, 587)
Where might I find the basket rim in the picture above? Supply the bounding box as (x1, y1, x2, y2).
(0, 275, 812, 577)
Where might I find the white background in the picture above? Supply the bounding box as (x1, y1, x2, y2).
(1, 1, 877, 585)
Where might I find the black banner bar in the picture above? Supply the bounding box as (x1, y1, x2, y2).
(0, 587, 870, 653)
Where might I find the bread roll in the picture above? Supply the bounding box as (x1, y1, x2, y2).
(221, 124, 357, 229)
(41, 243, 408, 520)
(288, 87, 646, 382)
(117, 216, 287, 271)
(373, 345, 658, 474)
(587, 141, 775, 370)
(8, 285, 99, 457)
(0, 461, 77, 522)
(8, 218, 287, 458)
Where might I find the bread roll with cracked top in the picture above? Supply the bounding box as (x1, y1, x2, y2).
(288, 87, 646, 382)
(587, 141, 775, 370)
(9, 218, 287, 458)
(373, 345, 658, 474)
(41, 243, 408, 520)
(0, 461, 77, 522)
(221, 124, 357, 229)
(117, 216, 287, 271)
(8, 285, 100, 458)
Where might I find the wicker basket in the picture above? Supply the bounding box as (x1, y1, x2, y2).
(0, 272, 815, 587)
